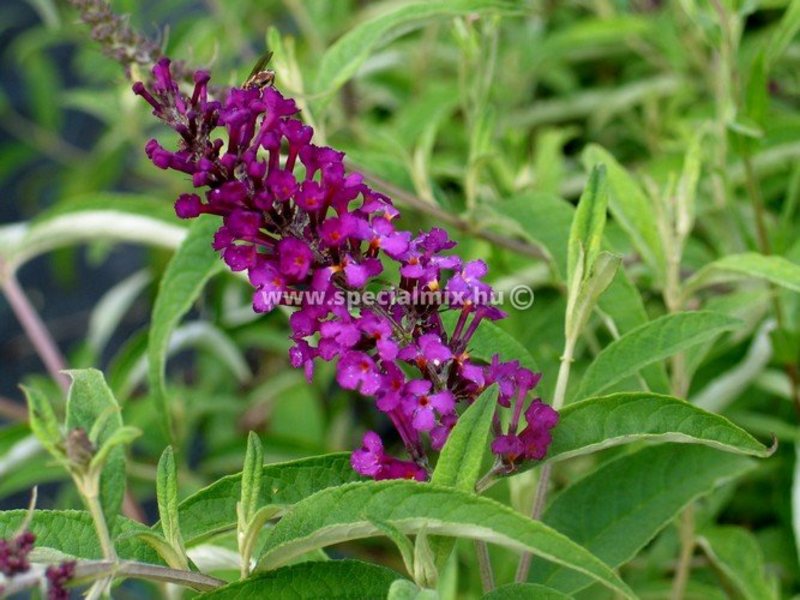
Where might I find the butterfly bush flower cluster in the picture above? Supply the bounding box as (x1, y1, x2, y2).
(133, 58, 559, 479)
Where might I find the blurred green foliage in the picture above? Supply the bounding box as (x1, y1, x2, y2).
(2, 0, 800, 597)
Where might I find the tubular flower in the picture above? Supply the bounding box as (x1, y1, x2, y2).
(134, 58, 558, 479)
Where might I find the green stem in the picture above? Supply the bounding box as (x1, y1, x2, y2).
(85, 490, 117, 562)
(515, 336, 576, 582)
(670, 505, 695, 600)
(1, 560, 225, 596)
(474, 540, 495, 593)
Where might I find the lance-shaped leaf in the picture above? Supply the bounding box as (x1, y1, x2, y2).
(432, 386, 497, 491)
(173, 453, 360, 545)
(530, 445, 756, 593)
(198, 560, 404, 599)
(255, 481, 636, 598)
(545, 393, 772, 464)
(148, 215, 223, 441)
(156, 446, 188, 568)
(1, 200, 185, 273)
(239, 432, 265, 527)
(697, 526, 778, 600)
(683, 253, 800, 297)
(575, 311, 740, 400)
(567, 165, 608, 286)
(595, 270, 670, 394)
(582, 144, 665, 280)
(313, 0, 516, 105)
(64, 369, 127, 522)
(22, 385, 65, 466)
(429, 386, 497, 568)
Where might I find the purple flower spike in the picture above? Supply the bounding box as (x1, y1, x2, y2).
(135, 60, 558, 482)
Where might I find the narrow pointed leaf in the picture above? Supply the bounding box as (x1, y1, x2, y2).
(683, 253, 800, 296)
(255, 481, 636, 598)
(567, 165, 608, 285)
(575, 311, 740, 400)
(148, 215, 223, 441)
(133, 530, 186, 570)
(530, 445, 756, 593)
(2, 204, 185, 272)
(372, 518, 415, 577)
(64, 369, 126, 521)
(157, 446, 185, 558)
(432, 386, 497, 491)
(595, 270, 670, 394)
(546, 393, 772, 464)
(90, 426, 141, 470)
(240, 432, 264, 525)
(22, 385, 64, 464)
(582, 144, 665, 279)
(313, 0, 515, 103)
(697, 526, 778, 600)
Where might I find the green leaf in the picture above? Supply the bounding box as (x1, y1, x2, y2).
(148, 215, 223, 441)
(87, 269, 151, 358)
(697, 526, 778, 600)
(595, 270, 670, 394)
(529, 445, 756, 593)
(492, 192, 574, 279)
(133, 530, 187, 570)
(372, 518, 415, 578)
(198, 560, 404, 599)
(413, 529, 438, 588)
(546, 393, 772, 464)
(175, 453, 361, 545)
(582, 144, 665, 280)
(389, 579, 440, 600)
(483, 583, 572, 599)
(240, 432, 264, 526)
(157, 446, 186, 566)
(21, 384, 64, 464)
(432, 386, 496, 491)
(676, 129, 704, 240)
(1, 204, 185, 273)
(683, 253, 800, 297)
(0, 509, 160, 564)
(568, 251, 620, 338)
(255, 481, 636, 598)
(575, 311, 740, 400)
(90, 425, 141, 471)
(765, 0, 800, 67)
(64, 369, 126, 522)
(567, 165, 608, 286)
(313, 0, 515, 103)
(441, 312, 537, 372)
